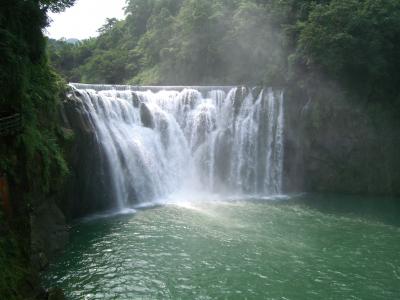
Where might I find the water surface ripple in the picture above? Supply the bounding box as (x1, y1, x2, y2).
(44, 199, 400, 299)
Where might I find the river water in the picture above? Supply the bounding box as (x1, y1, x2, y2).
(43, 195, 400, 299)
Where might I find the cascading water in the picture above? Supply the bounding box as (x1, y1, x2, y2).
(68, 84, 284, 209)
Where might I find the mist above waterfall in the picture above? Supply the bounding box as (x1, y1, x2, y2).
(69, 84, 284, 209)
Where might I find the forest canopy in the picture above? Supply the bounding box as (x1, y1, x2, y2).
(47, 0, 400, 106)
(40, 0, 76, 13)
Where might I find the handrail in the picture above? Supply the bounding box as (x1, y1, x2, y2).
(0, 113, 22, 136)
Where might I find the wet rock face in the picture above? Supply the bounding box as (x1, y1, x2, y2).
(157, 116, 170, 148)
(59, 83, 400, 216)
(281, 88, 308, 194)
(30, 200, 69, 271)
(140, 103, 154, 129)
(214, 128, 233, 188)
(283, 87, 400, 196)
(181, 90, 199, 110)
(251, 87, 263, 100)
(59, 94, 118, 220)
(302, 100, 398, 195)
(190, 107, 217, 152)
(233, 86, 250, 116)
(131, 92, 140, 108)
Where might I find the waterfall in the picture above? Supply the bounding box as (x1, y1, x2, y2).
(68, 84, 285, 208)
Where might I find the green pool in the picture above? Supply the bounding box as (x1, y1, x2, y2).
(43, 196, 400, 299)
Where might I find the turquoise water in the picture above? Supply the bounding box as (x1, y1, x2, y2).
(43, 196, 400, 299)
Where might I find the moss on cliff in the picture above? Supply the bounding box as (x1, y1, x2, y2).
(0, 0, 72, 298)
(0, 216, 30, 299)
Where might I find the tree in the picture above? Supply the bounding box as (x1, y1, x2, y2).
(295, 0, 400, 104)
(39, 0, 76, 13)
(98, 18, 119, 34)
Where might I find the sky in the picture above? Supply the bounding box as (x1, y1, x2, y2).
(46, 0, 126, 40)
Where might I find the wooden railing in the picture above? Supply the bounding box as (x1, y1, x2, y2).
(0, 174, 11, 218)
(0, 113, 22, 137)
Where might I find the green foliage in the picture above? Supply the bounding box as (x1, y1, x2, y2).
(47, 0, 288, 86)
(47, 0, 400, 108)
(18, 62, 69, 193)
(294, 0, 400, 104)
(39, 0, 76, 13)
(1, 1, 70, 296)
(0, 232, 29, 300)
(47, 38, 96, 82)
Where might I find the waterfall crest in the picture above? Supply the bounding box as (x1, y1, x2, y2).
(68, 84, 284, 208)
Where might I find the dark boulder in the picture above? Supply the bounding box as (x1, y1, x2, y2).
(131, 92, 140, 108)
(140, 103, 154, 129)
